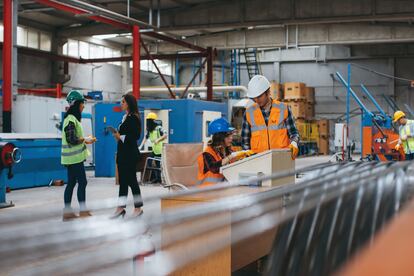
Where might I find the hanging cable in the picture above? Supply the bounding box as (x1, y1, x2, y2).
(350, 63, 413, 83)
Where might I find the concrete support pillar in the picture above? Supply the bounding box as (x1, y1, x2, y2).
(273, 62, 281, 83)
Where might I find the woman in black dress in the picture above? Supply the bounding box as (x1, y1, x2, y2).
(111, 93, 143, 218)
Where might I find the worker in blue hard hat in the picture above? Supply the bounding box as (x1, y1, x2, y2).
(197, 117, 254, 187)
(394, 110, 414, 160)
(61, 90, 96, 221)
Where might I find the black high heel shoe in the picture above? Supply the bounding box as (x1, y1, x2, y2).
(131, 209, 144, 218)
(110, 209, 126, 219)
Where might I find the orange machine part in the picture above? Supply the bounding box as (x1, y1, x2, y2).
(372, 129, 405, 161)
(338, 199, 414, 276)
(362, 127, 372, 157)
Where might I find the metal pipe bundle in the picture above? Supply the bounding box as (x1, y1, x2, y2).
(0, 161, 413, 275)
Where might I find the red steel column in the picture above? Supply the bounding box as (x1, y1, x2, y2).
(2, 0, 13, 132)
(206, 47, 213, 101)
(132, 25, 140, 99)
(56, 83, 62, 98)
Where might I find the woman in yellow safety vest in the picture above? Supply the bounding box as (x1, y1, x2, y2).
(61, 90, 96, 221)
(139, 112, 167, 183)
(197, 118, 253, 187)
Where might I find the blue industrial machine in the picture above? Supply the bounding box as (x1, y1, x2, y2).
(0, 134, 67, 190)
(0, 141, 21, 207)
(94, 99, 228, 177)
(336, 71, 402, 161)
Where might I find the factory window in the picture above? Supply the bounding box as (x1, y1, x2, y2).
(132, 60, 172, 76)
(104, 47, 113, 58)
(0, 24, 51, 51)
(62, 43, 68, 56)
(79, 41, 89, 59)
(61, 39, 122, 66)
(27, 29, 39, 49)
(112, 50, 122, 66)
(68, 39, 79, 57)
(90, 44, 104, 59)
(40, 32, 51, 51)
(17, 27, 27, 46)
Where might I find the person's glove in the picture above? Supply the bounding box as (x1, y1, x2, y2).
(84, 135, 97, 144)
(229, 150, 254, 160)
(401, 134, 408, 141)
(395, 143, 401, 151)
(288, 141, 299, 160)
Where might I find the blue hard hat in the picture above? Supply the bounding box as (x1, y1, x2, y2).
(208, 118, 235, 136)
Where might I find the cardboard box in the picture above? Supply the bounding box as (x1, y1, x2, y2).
(306, 103, 315, 119)
(318, 137, 329, 155)
(270, 82, 283, 101)
(305, 87, 315, 103)
(285, 100, 307, 119)
(317, 119, 329, 137)
(295, 119, 309, 141)
(284, 82, 307, 101)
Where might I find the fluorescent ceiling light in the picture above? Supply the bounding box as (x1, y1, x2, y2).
(92, 34, 119, 39)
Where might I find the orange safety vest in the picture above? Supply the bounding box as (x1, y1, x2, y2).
(246, 99, 290, 153)
(197, 146, 225, 187)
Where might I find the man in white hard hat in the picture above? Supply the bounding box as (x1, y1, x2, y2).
(241, 75, 300, 159)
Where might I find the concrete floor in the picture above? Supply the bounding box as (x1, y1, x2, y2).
(0, 155, 331, 275)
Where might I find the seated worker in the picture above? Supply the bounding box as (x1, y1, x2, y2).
(197, 118, 254, 187)
(394, 110, 414, 160)
(241, 75, 300, 160)
(139, 112, 167, 183)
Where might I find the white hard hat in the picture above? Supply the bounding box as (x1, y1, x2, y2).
(247, 75, 270, 98)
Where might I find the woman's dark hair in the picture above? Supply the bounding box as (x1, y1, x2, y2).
(64, 100, 83, 121)
(147, 119, 157, 133)
(123, 93, 141, 134)
(210, 131, 232, 158)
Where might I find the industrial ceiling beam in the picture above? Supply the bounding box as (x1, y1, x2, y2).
(34, 0, 206, 52)
(34, 0, 131, 29)
(0, 42, 207, 62)
(49, 0, 153, 28)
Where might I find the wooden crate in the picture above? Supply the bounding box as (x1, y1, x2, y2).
(309, 121, 319, 142)
(318, 137, 329, 155)
(295, 119, 309, 142)
(305, 103, 315, 119)
(305, 87, 315, 103)
(284, 82, 307, 101)
(285, 100, 307, 119)
(270, 82, 283, 101)
(317, 119, 329, 137)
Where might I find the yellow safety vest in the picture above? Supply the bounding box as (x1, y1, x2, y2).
(61, 115, 90, 165)
(399, 120, 414, 154)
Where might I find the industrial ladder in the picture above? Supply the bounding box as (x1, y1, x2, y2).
(242, 48, 262, 79)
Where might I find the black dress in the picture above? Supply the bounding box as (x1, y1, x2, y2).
(116, 113, 143, 208)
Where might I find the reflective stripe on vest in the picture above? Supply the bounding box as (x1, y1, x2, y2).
(61, 115, 90, 165)
(400, 120, 414, 154)
(246, 99, 290, 153)
(61, 144, 88, 157)
(197, 146, 225, 187)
